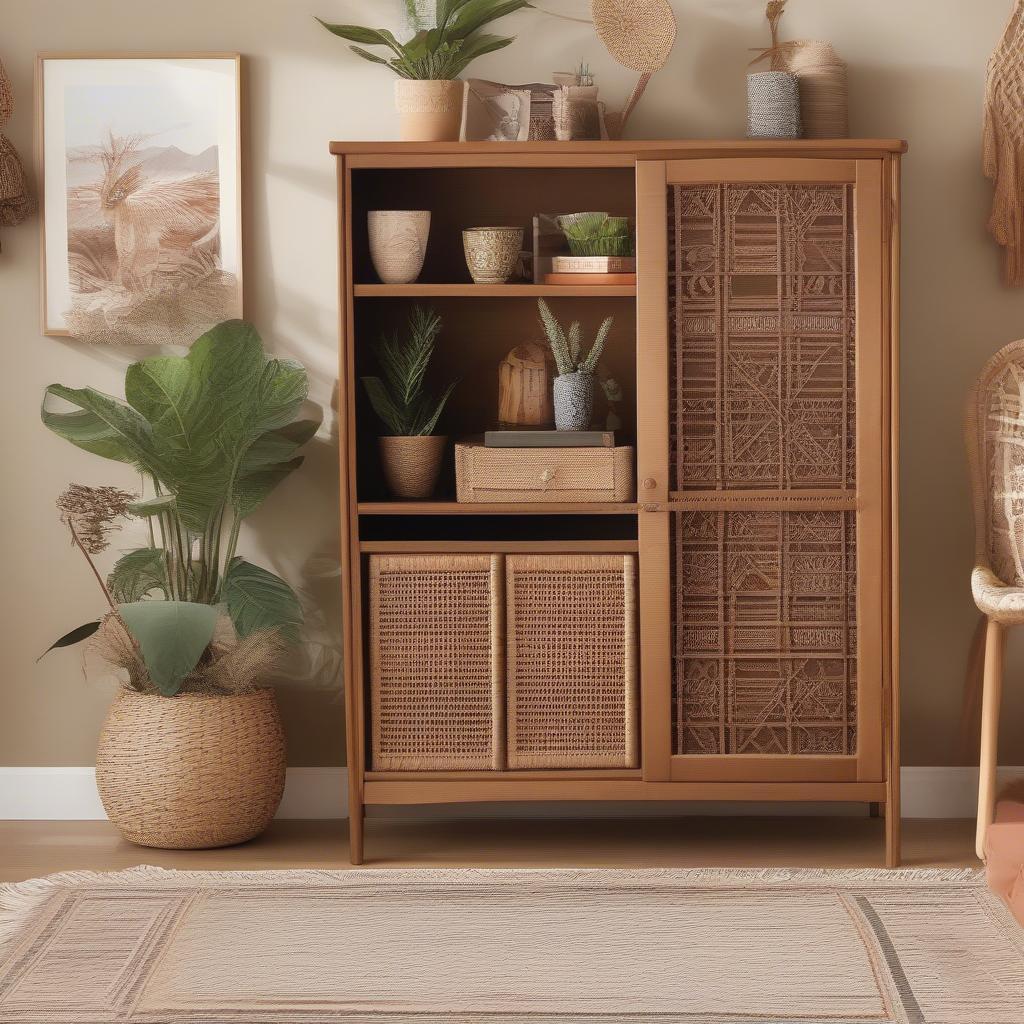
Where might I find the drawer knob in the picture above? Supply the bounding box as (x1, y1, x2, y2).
(642, 477, 657, 490)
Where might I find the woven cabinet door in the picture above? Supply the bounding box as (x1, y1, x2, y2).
(637, 157, 887, 784)
(369, 555, 504, 770)
(506, 554, 638, 769)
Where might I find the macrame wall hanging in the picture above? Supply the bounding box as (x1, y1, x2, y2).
(0, 57, 35, 250)
(984, 1, 1024, 286)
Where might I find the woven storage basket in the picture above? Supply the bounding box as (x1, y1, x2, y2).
(370, 554, 504, 770)
(455, 443, 634, 502)
(95, 689, 286, 850)
(506, 554, 638, 768)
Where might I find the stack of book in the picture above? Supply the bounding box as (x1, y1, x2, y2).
(484, 429, 616, 448)
(543, 255, 636, 286)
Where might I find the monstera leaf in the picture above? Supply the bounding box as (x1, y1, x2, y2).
(117, 601, 219, 696)
(222, 558, 303, 644)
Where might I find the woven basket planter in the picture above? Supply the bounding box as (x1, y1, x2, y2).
(394, 79, 466, 142)
(552, 370, 594, 430)
(378, 435, 447, 499)
(746, 70, 801, 139)
(95, 689, 286, 850)
(506, 554, 638, 769)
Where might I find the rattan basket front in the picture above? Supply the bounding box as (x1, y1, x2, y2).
(370, 554, 504, 770)
(506, 554, 638, 769)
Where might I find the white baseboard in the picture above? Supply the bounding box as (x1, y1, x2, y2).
(1, 766, 1022, 821)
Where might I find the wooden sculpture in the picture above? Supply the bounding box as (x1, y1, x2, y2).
(497, 342, 555, 428)
(984, 1, 1024, 286)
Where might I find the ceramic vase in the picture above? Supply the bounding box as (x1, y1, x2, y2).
(368, 210, 430, 285)
(394, 79, 466, 142)
(463, 226, 524, 284)
(552, 370, 594, 431)
(95, 690, 286, 850)
(746, 71, 802, 139)
(378, 435, 448, 498)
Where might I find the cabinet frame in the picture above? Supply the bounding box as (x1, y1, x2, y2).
(332, 140, 905, 865)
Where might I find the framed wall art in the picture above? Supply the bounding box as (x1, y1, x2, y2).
(37, 53, 242, 344)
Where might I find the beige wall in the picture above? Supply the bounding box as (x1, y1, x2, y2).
(2, 0, 1023, 769)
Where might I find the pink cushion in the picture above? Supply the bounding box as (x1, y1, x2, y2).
(986, 786, 1024, 925)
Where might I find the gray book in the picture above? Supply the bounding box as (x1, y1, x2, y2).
(484, 430, 616, 448)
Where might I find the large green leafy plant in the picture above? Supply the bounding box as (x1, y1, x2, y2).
(317, 0, 532, 80)
(41, 320, 319, 695)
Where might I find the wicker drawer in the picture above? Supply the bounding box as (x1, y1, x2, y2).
(506, 554, 638, 769)
(369, 555, 504, 770)
(455, 443, 634, 502)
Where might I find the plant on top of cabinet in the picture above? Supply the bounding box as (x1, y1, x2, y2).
(362, 305, 458, 498)
(316, 1, 533, 142)
(39, 319, 320, 850)
(537, 298, 614, 431)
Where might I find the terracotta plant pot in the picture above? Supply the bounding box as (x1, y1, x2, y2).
(553, 370, 594, 430)
(394, 79, 466, 142)
(368, 210, 431, 285)
(463, 226, 524, 284)
(379, 434, 448, 498)
(95, 689, 286, 850)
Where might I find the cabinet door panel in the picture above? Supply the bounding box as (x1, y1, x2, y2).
(637, 157, 886, 784)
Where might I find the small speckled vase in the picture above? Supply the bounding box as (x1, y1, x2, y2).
(463, 226, 524, 284)
(552, 370, 594, 430)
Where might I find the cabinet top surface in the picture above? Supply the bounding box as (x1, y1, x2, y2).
(329, 139, 907, 156)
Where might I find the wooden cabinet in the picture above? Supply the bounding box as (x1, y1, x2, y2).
(332, 140, 904, 865)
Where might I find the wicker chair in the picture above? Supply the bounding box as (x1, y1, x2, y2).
(966, 339, 1024, 860)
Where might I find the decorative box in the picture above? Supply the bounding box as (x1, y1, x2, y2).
(454, 442, 634, 503)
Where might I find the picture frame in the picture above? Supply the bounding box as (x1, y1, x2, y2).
(36, 52, 243, 343)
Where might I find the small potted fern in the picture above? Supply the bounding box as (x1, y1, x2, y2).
(362, 306, 457, 498)
(537, 298, 614, 431)
(317, 1, 532, 141)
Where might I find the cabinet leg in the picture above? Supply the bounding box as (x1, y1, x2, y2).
(348, 802, 364, 865)
(977, 618, 1005, 862)
(884, 801, 901, 867)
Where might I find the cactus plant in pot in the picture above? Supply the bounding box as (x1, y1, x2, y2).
(39, 320, 320, 849)
(362, 305, 457, 498)
(317, 1, 533, 141)
(537, 298, 615, 431)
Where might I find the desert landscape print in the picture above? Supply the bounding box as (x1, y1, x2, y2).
(42, 58, 241, 343)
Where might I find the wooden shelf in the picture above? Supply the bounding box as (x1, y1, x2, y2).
(358, 501, 639, 515)
(365, 769, 642, 781)
(354, 283, 637, 298)
(360, 540, 639, 554)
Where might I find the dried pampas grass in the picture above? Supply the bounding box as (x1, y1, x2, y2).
(89, 613, 285, 696)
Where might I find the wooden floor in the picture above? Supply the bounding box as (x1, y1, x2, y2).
(0, 817, 977, 882)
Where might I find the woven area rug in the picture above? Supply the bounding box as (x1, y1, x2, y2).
(1, 867, 1021, 1023)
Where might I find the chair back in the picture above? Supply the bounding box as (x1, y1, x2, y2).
(967, 339, 1024, 589)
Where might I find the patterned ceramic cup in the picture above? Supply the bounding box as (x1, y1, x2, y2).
(463, 226, 524, 285)
(368, 210, 431, 284)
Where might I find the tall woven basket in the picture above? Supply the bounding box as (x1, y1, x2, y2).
(95, 689, 286, 849)
(788, 41, 848, 138)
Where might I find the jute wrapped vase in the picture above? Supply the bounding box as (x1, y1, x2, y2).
(394, 79, 466, 142)
(747, 71, 801, 138)
(95, 689, 286, 850)
(379, 434, 448, 498)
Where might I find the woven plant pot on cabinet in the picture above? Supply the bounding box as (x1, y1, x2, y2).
(506, 554, 638, 768)
(370, 554, 504, 770)
(95, 689, 286, 850)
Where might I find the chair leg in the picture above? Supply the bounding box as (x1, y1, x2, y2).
(976, 618, 1005, 861)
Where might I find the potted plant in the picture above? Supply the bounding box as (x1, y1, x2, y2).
(362, 305, 457, 498)
(537, 298, 614, 431)
(316, 1, 532, 141)
(40, 320, 319, 850)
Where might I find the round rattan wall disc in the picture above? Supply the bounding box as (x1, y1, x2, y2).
(591, 0, 677, 73)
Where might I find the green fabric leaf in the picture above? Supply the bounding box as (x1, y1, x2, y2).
(108, 548, 168, 603)
(222, 558, 303, 644)
(37, 621, 101, 660)
(118, 601, 218, 696)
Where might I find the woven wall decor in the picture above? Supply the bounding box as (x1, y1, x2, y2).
(591, 0, 677, 138)
(984, 1, 1024, 286)
(0, 57, 35, 244)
